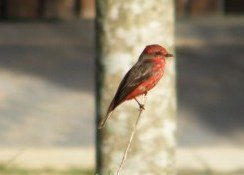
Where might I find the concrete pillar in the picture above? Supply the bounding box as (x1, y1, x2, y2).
(96, 0, 176, 174)
(44, 0, 76, 20)
(79, 0, 95, 19)
(7, 0, 39, 19)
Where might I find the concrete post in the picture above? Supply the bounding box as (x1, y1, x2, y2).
(44, 0, 76, 20)
(96, 0, 176, 174)
(79, 0, 95, 19)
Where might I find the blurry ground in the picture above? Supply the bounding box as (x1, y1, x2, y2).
(0, 17, 243, 174)
(177, 17, 244, 146)
(0, 21, 95, 147)
(0, 165, 92, 175)
(0, 17, 243, 147)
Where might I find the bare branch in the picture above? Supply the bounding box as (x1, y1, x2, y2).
(117, 94, 146, 175)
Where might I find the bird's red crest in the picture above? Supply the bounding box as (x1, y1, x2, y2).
(142, 44, 167, 54)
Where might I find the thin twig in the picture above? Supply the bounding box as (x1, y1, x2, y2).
(117, 95, 146, 175)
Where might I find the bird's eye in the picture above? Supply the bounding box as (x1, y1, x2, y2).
(155, 52, 162, 56)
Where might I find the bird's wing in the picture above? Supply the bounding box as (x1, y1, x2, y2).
(99, 59, 153, 129)
(108, 59, 153, 111)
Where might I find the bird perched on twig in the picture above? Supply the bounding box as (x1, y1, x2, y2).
(98, 44, 173, 129)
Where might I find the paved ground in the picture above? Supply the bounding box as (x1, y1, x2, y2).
(0, 147, 243, 173)
(177, 17, 244, 146)
(0, 16, 243, 173)
(0, 17, 243, 148)
(0, 21, 95, 147)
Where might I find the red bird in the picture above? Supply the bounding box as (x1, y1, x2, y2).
(98, 44, 173, 129)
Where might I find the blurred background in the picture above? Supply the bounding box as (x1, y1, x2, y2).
(0, 0, 243, 174)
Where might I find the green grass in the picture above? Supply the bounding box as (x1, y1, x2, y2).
(0, 166, 243, 175)
(179, 169, 244, 175)
(0, 165, 93, 175)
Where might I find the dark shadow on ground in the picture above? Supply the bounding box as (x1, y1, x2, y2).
(0, 20, 95, 92)
(0, 21, 95, 147)
(177, 18, 244, 146)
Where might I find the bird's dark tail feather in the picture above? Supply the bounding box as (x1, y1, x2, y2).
(98, 111, 113, 129)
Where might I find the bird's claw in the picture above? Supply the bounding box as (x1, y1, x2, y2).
(139, 104, 145, 110)
(134, 97, 145, 110)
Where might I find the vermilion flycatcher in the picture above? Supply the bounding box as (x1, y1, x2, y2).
(98, 44, 173, 129)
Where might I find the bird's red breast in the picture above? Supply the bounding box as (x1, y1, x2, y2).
(125, 58, 165, 100)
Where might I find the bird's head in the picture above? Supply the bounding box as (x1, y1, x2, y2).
(141, 44, 173, 58)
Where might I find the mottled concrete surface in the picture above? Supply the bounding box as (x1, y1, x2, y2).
(0, 17, 243, 149)
(96, 1, 176, 174)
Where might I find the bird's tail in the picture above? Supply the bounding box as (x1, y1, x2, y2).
(98, 111, 113, 129)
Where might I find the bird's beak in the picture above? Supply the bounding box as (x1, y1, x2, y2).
(165, 53, 173, 57)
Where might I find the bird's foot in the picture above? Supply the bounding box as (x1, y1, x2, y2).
(134, 97, 145, 110)
(139, 104, 145, 110)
